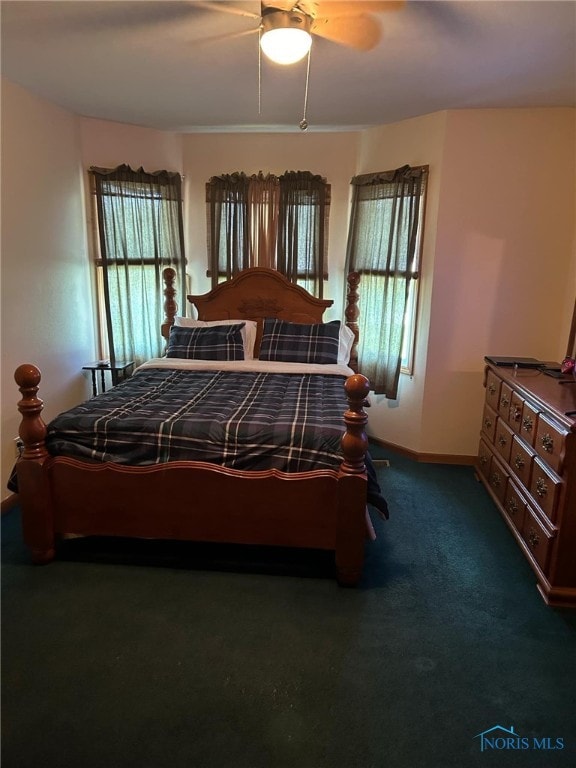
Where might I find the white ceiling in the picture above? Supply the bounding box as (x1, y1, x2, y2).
(1, 0, 575, 133)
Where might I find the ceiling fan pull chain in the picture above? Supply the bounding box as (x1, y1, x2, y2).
(299, 47, 311, 131)
(258, 26, 262, 115)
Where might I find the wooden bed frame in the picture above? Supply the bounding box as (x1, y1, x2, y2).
(14, 268, 371, 585)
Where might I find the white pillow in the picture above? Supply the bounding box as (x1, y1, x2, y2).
(338, 324, 355, 365)
(174, 317, 258, 360)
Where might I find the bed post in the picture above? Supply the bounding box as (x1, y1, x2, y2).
(14, 364, 55, 564)
(161, 266, 177, 341)
(345, 271, 360, 373)
(336, 373, 370, 586)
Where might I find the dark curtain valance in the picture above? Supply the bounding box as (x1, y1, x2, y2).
(90, 164, 181, 183)
(351, 165, 427, 188)
(90, 165, 182, 201)
(206, 171, 329, 194)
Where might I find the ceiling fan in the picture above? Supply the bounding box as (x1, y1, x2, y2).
(188, 1, 404, 129)
(193, 1, 405, 63)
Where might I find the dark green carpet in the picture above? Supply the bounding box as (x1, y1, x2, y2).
(2, 447, 576, 768)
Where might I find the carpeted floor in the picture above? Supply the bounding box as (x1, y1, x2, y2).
(2, 446, 576, 768)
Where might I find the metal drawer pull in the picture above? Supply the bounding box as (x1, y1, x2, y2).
(488, 383, 496, 395)
(512, 406, 522, 422)
(498, 435, 507, 448)
(491, 472, 501, 488)
(480, 455, 488, 466)
(528, 528, 540, 548)
(507, 498, 518, 516)
(514, 455, 525, 470)
(535, 477, 548, 498)
(484, 417, 492, 430)
(522, 416, 533, 433)
(541, 433, 554, 453)
(500, 395, 509, 408)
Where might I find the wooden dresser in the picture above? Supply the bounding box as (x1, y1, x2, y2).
(476, 363, 576, 608)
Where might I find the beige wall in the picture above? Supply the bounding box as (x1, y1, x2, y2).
(421, 108, 575, 456)
(1, 79, 94, 495)
(79, 117, 184, 174)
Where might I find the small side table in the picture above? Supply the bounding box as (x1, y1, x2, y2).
(82, 360, 135, 397)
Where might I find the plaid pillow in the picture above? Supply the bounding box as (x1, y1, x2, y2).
(166, 323, 245, 360)
(259, 319, 340, 364)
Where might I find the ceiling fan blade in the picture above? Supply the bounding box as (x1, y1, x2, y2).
(194, 1, 260, 20)
(261, 1, 298, 12)
(311, 13, 382, 50)
(190, 27, 259, 46)
(315, 1, 404, 16)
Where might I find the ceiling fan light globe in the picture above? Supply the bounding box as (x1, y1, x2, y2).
(260, 28, 312, 65)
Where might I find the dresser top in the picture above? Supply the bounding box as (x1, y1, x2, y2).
(486, 363, 576, 432)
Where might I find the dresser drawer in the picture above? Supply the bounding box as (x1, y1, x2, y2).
(535, 413, 567, 474)
(529, 456, 563, 524)
(477, 438, 493, 482)
(494, 419, 514, 464)
(521, 505, 554, 572)
(488, 455, 509, 504)
(485, 369, 501, 411)
(481, 402, 498, 444)
(510, 435, 533, 489)
(504, 481, 527, 533)
(498, 382, 513, 422)
(520, 400, 539, 447)
(509, 391, 525, 434)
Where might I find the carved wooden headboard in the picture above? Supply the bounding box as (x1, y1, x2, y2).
(191, 267, 331, 320)
(161, 266, 360, 370)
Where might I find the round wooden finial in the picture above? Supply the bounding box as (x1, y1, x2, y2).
(344, 373, 370, 403)
(14, 363, 41, 389)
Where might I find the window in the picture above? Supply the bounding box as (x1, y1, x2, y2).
(90, 165, 187, 365)
(345, 165, 428, 397)
(206, 171, 330, 297)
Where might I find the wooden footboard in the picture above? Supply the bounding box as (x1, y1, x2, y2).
(14, 365, 371, 585)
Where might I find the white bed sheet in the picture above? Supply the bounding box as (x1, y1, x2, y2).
(137, 357, 355, 377)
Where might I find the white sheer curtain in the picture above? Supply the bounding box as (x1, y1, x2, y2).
(91, 165, 186, 366)
(206, 171, 330, 296)
(345, 165, 428, 397)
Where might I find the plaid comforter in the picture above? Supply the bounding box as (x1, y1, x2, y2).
(46, 367, 351, 473)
